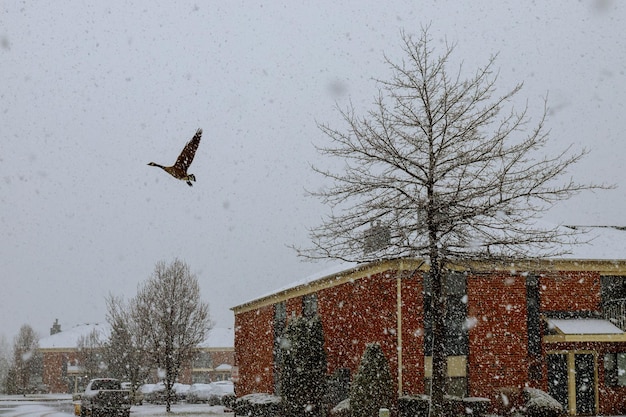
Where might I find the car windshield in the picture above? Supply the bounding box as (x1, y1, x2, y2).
(92, 380, 120, 390)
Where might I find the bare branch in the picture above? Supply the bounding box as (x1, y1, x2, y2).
(297, 28, 608, 265)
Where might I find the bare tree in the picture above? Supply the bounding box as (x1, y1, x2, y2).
(0, 335, 11, 394)
(298, 29, 605, 417)
(133, 259, 212, 413)
(77, 329, 105, 380)
(10, 325, 42, 395)
(104, 294, 151, 398)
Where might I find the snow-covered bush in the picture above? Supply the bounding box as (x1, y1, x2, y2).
(443, 395, 464, 416)
(222, 393, 236, 408)
(494, 387, 526, 415)
(330, 398, 350, 417)
(398, 394, 430, 417)
(462, 397, 491, 417)
(350, 343, 395, 417)
(398, 394, 490, 417)
(326, 368, 350, 410)
(234, 393, 281, 417)
(523, 387, 564, 417)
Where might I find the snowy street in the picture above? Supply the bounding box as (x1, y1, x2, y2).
(0, 396, 233, 417)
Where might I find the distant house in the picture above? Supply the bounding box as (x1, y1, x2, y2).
(189, 327, 235, 383)
(232, 226, 626, 416)
(39, 323, 234, 393)
(39, 322, 109, 393)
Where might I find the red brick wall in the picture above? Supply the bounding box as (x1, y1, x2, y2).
(178, 360, 192, 383)
(399, 273, 425, 394)
(234, 305, 275, 396)
(286, 296, 302, 318)
(318, 272, 399, 390)
(210, 350, 235, 367)
(540, 271, 601, 312)
(42, 350, 79, 393)
(232, 265, 623, 414)
(234, 272, 420, 397)
(467, 273, 530, 400)
(596, 342, 626, 415)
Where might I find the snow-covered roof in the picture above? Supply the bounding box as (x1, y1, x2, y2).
(197, 327, 234, 349)
(547, 319, 623, 335)
(215, 363, 232, 371)
(257, 261, 358, 300)
(559, 225, 626, 260)
(233, 224, 626, 311)
(39, 323, 110, 349)
(39, 323, 233, 350)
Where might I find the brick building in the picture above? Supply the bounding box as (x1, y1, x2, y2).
(231, 227, 626, 415)
(39, 323, 234, 393)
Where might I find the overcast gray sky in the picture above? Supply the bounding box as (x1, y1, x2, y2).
(1, 0, 625, 342)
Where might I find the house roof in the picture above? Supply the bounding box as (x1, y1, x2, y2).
(547, 318, 623, 335)
(232, 225, 626, 314)
(39, 323, 233, 350)
(39, 322, 110, 350)
(544, 318, 626, 343)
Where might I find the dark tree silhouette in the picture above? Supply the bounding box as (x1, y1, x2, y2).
(76, 329, 105, 380)
(10, 325, 42, 395)
(350, 343, 394, 417)
(103, 294, 151, 400)
(280, 315, 327, 417)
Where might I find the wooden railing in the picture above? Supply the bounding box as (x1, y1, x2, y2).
(603, 299, 626, 332)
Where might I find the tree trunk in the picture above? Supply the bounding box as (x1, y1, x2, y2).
(430, 265, 447, 417)
(428, 212, 447, 417)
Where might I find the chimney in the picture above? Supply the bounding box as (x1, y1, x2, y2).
(50, 318, 61, 335)
(363, 220, 391, 254)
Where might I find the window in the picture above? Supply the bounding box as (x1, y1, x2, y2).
(601, 276, 626, 331)
(601, 276, 626, 303)
(274, 301, 287, 337)
(273, 301, 287, 394)
(192, 351, 213, 369)
(604, 353, 626, 386)
(424, 355, 468, 397)
(91, 379, 120, 390)
(303, 293, 318, 318)
(424, 272, 468, 356)
(526, 275, 541, 359)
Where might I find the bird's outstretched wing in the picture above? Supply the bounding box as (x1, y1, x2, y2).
(174, 128, 202, 170)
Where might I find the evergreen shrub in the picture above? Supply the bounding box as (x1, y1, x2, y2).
(349, 343, 395, 417)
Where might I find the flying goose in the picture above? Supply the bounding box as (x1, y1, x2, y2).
(148, 128, 202, 186)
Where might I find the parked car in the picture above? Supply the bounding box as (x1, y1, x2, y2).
(139, 384, 157, 404)
(26, 383, 50, 394)
(121, 382, 143, 405)
(207, 381, 234, 406)
(150, 382, 173, 404)
(173, 383, 190, 401)
(186, 383, 212, 403)
(142, 381, 179, 404)
(80, 378, 131, 417)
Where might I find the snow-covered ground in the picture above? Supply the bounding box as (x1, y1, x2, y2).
(0, 395, 232, 417)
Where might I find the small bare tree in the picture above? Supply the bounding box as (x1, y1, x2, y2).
(0, 335, 12, 394)
(77, 329, 105, 380)
(10, 325, 42, 395)
(104, 295, 151, 398)
(133, 259, 212, 413)
(299, 28, 606, 417)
